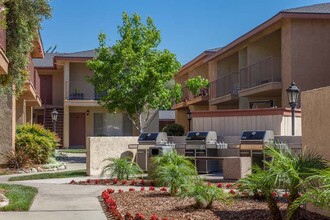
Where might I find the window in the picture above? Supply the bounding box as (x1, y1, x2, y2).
(94, 113, 132, 136)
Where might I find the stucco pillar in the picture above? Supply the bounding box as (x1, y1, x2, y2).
(26, 106, 33, 124)
(63, 105, 69, 148)
(16, 98, 26, 124)
(0, 93, 15, 164)
(64, 62, 70, 100)
(281, 19, 292, 108)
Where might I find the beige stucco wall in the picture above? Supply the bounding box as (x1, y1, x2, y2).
(247, 30, 281, 65)
(282, 19, 330, 108)
(216, 53, 239, 77)
(69, 63, 94, 99)
(16, 98, 25, 124)
(193, 114, 301, 136)
(302, 86, 330, 161)
(86, 136, 138, 176)
(0, 93, 15, 164)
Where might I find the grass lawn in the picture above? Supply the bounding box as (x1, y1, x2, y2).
(0, 183, 37, 211)
(57, 149, 86, 154)
(8, 169, 86, 182)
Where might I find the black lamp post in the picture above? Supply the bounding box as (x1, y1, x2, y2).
(286, 82, 300, 136)
(187, 110, 192, 131)
(51, 108, 58, 133)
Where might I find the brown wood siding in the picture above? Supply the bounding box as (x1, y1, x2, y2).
(40, 75, 53, 105)
(69, 113, 86, 147)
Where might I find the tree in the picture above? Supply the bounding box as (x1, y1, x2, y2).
(87, 12, 182, 133)
(0, 0, 51, 95)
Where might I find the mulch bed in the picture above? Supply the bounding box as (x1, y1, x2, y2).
(100, 189, 330, 220)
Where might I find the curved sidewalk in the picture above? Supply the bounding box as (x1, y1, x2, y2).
(0, 153, 109, 220)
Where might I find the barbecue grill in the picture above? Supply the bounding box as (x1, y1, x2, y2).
(239, 130, 274, 168)
(185, 131, 221, 173)
(132, 132, 175, 171)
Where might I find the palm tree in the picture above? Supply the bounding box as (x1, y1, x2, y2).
(101, 157, 143, 180)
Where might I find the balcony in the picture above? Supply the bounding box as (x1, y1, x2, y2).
(239, 56, 282, 97)
(172, 86, 209, 109)
(21, 58, 41, 107)
(209, 72, 239, 105)
(65, 81, 100, 106)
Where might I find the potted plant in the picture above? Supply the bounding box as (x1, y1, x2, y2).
(185, 76, 209, 97)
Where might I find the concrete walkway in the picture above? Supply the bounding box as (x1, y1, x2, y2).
(0, 152, 111, 220)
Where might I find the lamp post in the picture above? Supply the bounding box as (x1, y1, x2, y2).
(187, 110, 192, 132)
(286, 82, 300, 136)
(51, 108, 58, 133)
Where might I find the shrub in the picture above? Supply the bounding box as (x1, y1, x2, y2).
(162, 123, 184, 136)
(149, 151, 198, 195)
(185, 76, 209, 96)
(15, 124, 60, 164)
(0, 148, 33, 169)
(180, 181, 230, 209)
(101, 157, 143, 180)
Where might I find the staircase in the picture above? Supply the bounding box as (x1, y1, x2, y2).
(44, 108, 64, 147)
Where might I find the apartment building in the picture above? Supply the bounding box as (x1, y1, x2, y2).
(33, 51, 160, 148)
(0, 16, 44, 163)
(174, 3, 330, 135)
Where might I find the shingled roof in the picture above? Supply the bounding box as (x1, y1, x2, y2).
(33, 49, 95, 68)
(282, 2, 330, 14)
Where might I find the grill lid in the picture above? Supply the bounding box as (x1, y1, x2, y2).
(186, 132, 209, 141)
(185, 131, 217, 145)
(240, 130, 274, 144)
(138, 132, 168, 144)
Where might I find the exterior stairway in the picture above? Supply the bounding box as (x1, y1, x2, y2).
(44, 108, 64, 147)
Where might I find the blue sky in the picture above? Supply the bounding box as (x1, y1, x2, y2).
(41, 0, 330, 64)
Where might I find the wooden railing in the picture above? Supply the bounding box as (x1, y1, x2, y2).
(210, 72, 239, 99)
(240, 56, 281, 90)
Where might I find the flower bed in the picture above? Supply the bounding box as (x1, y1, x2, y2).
(99, 187, 329, 220)
(69, 178, 156, 186)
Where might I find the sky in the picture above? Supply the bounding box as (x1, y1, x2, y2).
(41, 0, 330, 64)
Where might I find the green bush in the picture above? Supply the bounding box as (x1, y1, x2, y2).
(101, 157, 143, 180)
(162, 123, 184, 136)
(180, 181, 230, 209)
(15, 124, 60, 164)
(185, 76, 209, 95)
(149, 151, 198, 195)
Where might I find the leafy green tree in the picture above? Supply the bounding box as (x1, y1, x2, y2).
(87, 12, 182, 133)
(0, 0, 51, 94)
(185, 76, 209, 96)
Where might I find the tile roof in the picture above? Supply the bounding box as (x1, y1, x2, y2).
(33, 49, 95, 68)
(282, 3, 330, 14)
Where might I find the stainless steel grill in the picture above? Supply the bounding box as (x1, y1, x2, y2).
(239, 130, 274, 168)
(184, 131, 222, 173)
(131, 132, 175, 171)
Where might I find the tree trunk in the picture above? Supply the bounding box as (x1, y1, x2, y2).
(267, 196, 282, 220)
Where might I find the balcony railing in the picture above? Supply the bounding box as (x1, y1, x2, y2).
(210, 72, 239, 99)
(240, 56, 281, 90)
(66, 81, 98, 100)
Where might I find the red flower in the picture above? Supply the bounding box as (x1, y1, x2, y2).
(95, 179, 101, 184)
(229, 189, 236, 195)
(150, 214, 159, 220)
(113, 178, 119, 184)
(140, 187, 145, 191)
(107, 188, 115, 194)
(69, 180, 76, 184)
(125, 211, 134, 220)
(102, 191, 110, 199)
(131, 179, 138, 185)
(207, 182, 211, 186)
(129, 188, 135, 192)
(122, 180, 128, 185)
(271, 191, 277, 197)
(283, 192, 290, 198)
(118, 189, 124, 193)
(160, 187, 167, 192)
(103, 179, 109, 184)
(135, 212, 145, 220)
(149, 186, 155, 191)
(217, 183, 222, 188)
(140, 179, 145, 185)
(226, 183, 232, 188)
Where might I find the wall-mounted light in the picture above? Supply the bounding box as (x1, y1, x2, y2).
(86, 110, 90, 116)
